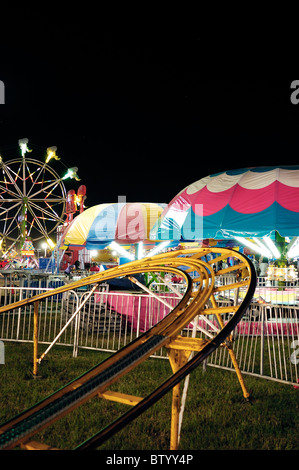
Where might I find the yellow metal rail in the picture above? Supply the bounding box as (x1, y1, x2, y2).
(0, 248, 256, 450)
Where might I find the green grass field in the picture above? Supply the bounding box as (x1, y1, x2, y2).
(0, 341, 298, 450)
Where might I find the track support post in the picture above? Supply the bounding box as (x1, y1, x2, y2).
(167, 348, 192, 450)
(33, 301, 39, 377)
(224, 342, 250, 400)
(211, 295, 250, 400)
(167, 336, 208, 450)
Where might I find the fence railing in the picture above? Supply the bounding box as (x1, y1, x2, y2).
(0, 284, 298, 386)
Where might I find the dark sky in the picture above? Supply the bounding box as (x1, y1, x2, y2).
(1, 9, 298, 208)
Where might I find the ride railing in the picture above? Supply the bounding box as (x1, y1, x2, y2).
(0, 283, 298, 386)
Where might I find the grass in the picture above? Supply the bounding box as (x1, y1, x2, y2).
(0, 341, 298, 451)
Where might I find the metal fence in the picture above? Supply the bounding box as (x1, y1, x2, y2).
(208, 303, 299, 385)
(0, 283, 298, 386)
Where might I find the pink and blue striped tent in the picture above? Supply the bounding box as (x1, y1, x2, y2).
(150, 166, 299, 241)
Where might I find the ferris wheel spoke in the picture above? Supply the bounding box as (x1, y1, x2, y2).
(30, 198, 67, 203)
(44, 201, 60, 220)
(28, 203, 62, 238)
(0, 200, 23, 219)
(22, 157, 26, 196)
(44, 182, 61, 200)
(27, 176, 64, 200)
(26, 162, 50, 197)
(0, 181, 22, 200)
(1, 162, 24, 198)
(0, 189, 21, 202)
(26, 204, 52, 239)
(25, 162, 40, 184)
(26, 216, 39, 238)
(5, 164, 22, 184)
(2, 234, 22, 256)
(0, 176, 22, 198)
(0, 205, 23, 239)
(29, 200, 64, 223)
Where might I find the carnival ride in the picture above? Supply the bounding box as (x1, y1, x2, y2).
(0, 247, 256, 450)
(152, 166, 299, 239)
(150, 166, 299, 259)
(0, 139, 83, 265)
(58, 201, 167, 270)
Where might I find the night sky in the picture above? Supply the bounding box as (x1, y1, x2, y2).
(1, 9, 298, 209)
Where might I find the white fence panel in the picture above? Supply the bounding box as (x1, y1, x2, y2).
(0, 284, 298, 386)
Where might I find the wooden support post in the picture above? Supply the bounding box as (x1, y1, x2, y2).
(33, 301, 39, 377)
(166, 335, 208, 450)
(167, 348, 192, 451)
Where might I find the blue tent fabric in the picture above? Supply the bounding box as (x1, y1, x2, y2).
(150, 167, 299, 240)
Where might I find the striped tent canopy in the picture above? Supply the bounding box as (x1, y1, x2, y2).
(150, 166, 299, 241)
(60, 202, 166, 249)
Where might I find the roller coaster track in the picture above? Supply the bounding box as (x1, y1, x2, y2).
(0, 248, 256, 450)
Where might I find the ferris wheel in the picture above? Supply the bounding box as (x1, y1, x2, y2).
(0, 139, 80, 254)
